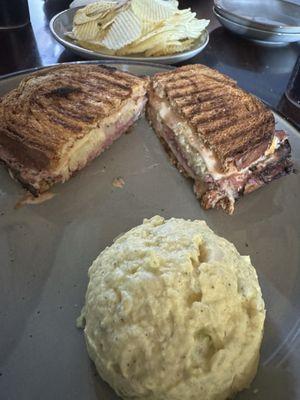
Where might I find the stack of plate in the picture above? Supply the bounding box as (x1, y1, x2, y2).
(214, 0, 300, 46)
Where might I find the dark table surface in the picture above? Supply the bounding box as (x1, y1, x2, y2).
(0, 0, 299, 127)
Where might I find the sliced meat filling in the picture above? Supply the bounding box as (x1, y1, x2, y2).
(198, 135, 292, 214)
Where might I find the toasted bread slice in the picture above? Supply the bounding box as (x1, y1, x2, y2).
(0, 64, 148, 194)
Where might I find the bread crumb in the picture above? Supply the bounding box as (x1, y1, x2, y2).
(112, 177, 125, 188)
(8, 169, 18, 182)
(15, 192, 55, 208)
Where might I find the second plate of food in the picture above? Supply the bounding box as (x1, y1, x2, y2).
(50, 6, 209, 64)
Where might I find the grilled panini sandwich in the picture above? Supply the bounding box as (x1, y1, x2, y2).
(0, 64, 148, 195)
(147, 64, 292, 214)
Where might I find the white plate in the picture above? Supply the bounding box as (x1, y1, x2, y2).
(49, 7, 209, 65)
(214, 7, 300, 46)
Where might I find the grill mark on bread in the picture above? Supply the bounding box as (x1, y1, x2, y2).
(156, 65, 237, 87)
(49, 103, 94, 123)
(87, 70, 139, 88)
(59, 90, 115, 112)
(34, 97, 94, 126)
(47, 87, 82, 97)
(196, 116, 238, 137)
(166, 79, 223, 92)
(32, 99, 89, 140)
(82, 72, 133, 93)
(48, 115, 83, 133)
(81, 81, 130, 100)
(181, 97, 233, 120)
(172, 88, 226, 107)
(151, 64, 274, 167)
(181, 88, 235, 107)
(193, 108, 233, 126)
(168, 87, 228, 104)
(213, 115, 272, 145)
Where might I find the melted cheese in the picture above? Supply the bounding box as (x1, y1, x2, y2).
(57, 98, 146, 181)
(159, 102, 217, 176)
(153, 95, 278, 181)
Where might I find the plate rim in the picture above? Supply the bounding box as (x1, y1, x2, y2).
(0, 60, 174, 81)
(213, 7, 300, 37)
(214, 0, 300, 32)
(49, 7, 209, 63)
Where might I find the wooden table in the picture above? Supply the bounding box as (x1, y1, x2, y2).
(0, 0, 299, 127)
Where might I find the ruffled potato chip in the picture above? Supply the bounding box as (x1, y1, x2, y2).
(118, 31, 176, 55)
(77, 40, 116, 54)
(140, 19, 160, 36)
(186, 18, 210, 38)
(119, 22, 191, 55)
(166, 10, 209, 38)
(73, 5, 123, 42)
(101, 8, 141, 50)
(84, 1, 117, 16)
(131, 0, 177, 22)
(70, 0, 122, 7)
(144, 39, 194, 56)
(73, 20, 101, 41)
(70, 0, 209, 57)
(73, 1, 118, 25)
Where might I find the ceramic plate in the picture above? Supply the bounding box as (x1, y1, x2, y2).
(49, 8, 209, 65)
(0, 61, 300, 400)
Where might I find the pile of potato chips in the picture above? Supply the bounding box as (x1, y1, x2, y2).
(69, 0, 209, 56)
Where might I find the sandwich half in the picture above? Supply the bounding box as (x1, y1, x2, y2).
(147, 64, 293, 214)
(0, 64, 148, 195)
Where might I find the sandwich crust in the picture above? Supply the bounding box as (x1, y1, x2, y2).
(151, 64, 275, 169)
